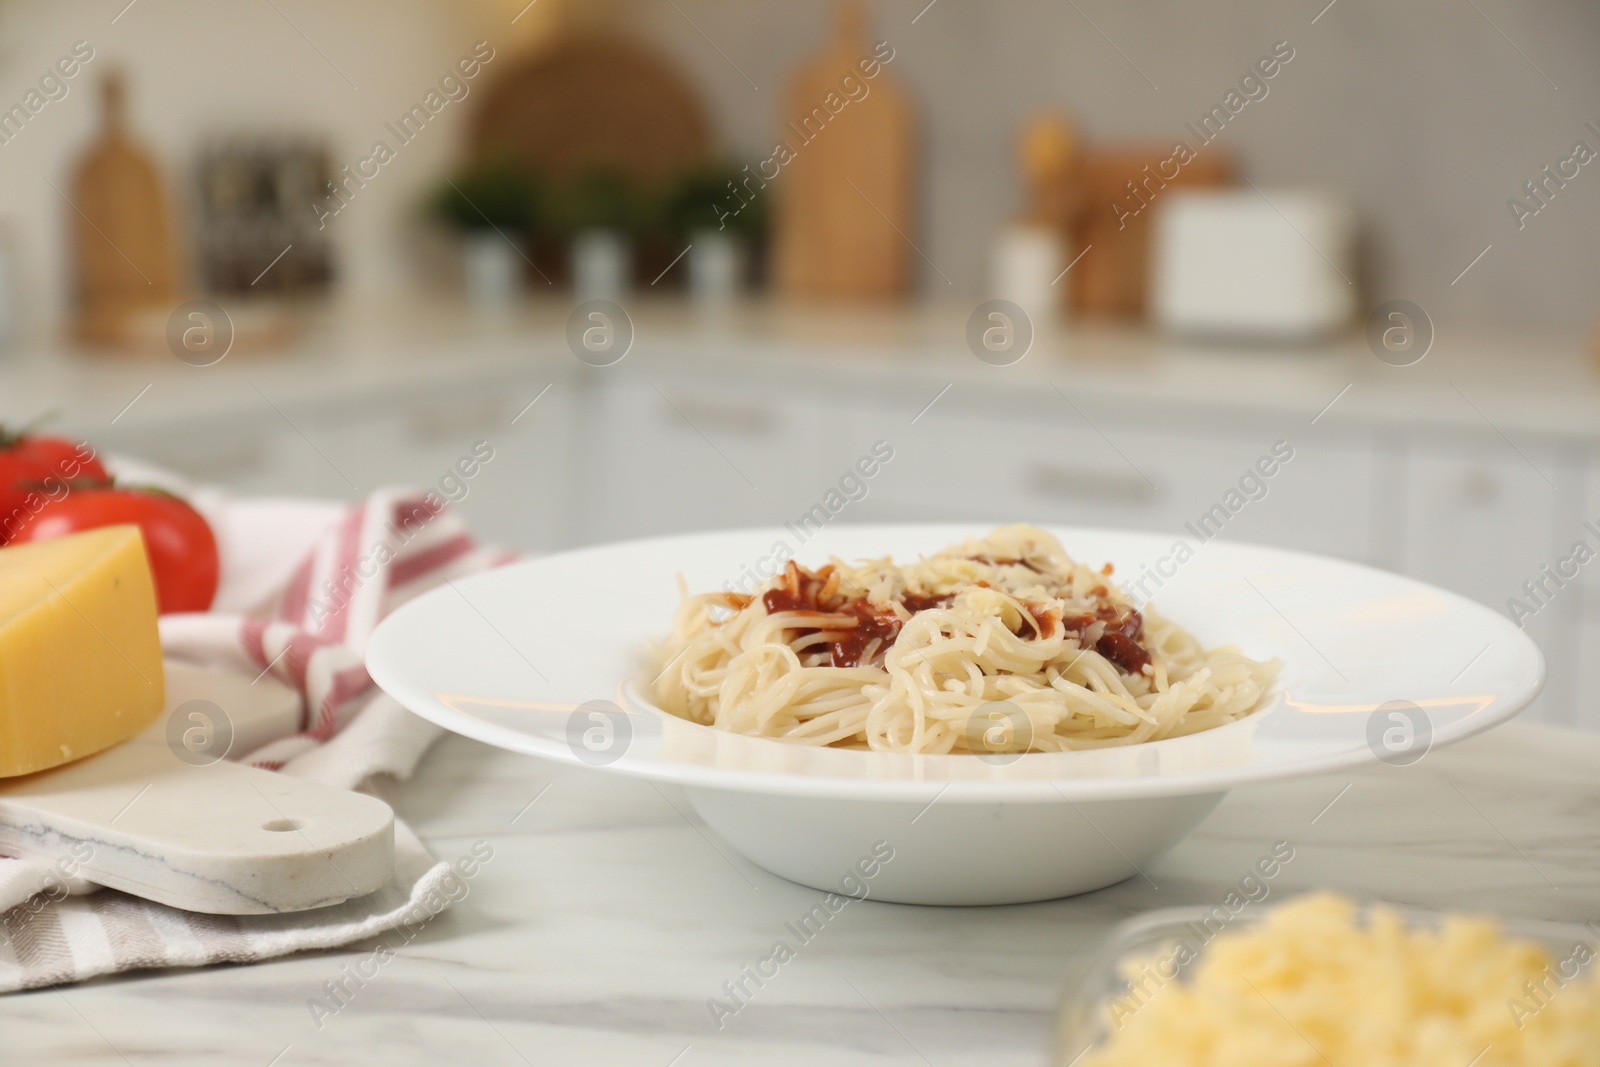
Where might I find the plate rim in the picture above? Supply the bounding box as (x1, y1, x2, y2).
(366, 522, 1546, 802)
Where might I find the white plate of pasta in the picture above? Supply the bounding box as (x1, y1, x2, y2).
(367, 523, 1542, 904)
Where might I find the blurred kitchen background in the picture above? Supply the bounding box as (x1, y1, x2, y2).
(0, 0, 1597, 725)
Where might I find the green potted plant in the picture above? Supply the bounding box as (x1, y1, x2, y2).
(664, 162, 768, 307)
(430, 156, 539, 309)
(545, 167, 646, 303)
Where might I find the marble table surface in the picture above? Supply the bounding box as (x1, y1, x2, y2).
(5, 720, 1598, 1066)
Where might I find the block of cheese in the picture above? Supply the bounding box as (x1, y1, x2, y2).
(0, 525, 165, 777)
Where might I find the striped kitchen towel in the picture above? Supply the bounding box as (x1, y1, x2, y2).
(0, 472, 514, 992)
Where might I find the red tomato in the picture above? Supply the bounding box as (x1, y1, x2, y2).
(0, 430, 109, 544)
(10, 487, 220, 613)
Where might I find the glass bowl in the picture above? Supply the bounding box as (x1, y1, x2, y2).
(1056, 901, 1596, 1065)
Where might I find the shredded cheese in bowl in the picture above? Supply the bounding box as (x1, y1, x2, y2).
(1066, 893, 1600, 1067)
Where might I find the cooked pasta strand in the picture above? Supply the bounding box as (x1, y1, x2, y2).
(653, 525, 1276, 753)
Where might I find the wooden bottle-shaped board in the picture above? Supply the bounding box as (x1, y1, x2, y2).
(772, 1, 916, 301)
(71, 72, 179, 346)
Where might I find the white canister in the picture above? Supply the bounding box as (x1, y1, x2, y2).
(1152, 188, 1356, 341)
(991, 225, 1066, 333)
(462, 230, 524, 311)
(688, 231, 743, 309)
(573, 229, 630, 304)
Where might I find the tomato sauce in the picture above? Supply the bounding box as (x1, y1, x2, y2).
(1061, 603, 1150, 674)
(759, 560, 1150, 673)
(760, 563, 954, 668)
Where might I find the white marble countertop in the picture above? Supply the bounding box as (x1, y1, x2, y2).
(5, 720, 1597, 1066)
(4, 297, 1600, 445)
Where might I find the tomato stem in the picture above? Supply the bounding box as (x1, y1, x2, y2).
(0, 411, 63, 449)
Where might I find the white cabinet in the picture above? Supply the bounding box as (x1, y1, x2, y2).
(860, 397, 1170, 526)
(1399, 440, 1581, 724)
(570, 372, 873, 543)
(858, 392, 1376, 564)
(72, 347, 1600, 731)
(1399, 443, 1568, 608)
(1563, 460, 1600, 730)
(1573, 616, 1600, 731)
(316, 382, 574, 553)
(456, 377, 577, 551)
(92, 371, 575, 553)
(95, 409, 350, 500)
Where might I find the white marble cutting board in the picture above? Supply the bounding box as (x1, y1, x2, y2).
(0, 662, 395, 914)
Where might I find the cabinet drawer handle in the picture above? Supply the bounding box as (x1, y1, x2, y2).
(659, 398, 777, 437)
(1024, 463, 1158, 505)
(407, 403, 508, 443)
(1458, 468, 1499, 506)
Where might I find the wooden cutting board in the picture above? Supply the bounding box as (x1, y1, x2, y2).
(469, 33, 710, 186)
(772, 1, 917, 301)
(70, 72, 180, 346)
(0, 662, 394, 914)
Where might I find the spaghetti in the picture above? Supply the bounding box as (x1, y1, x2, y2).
(653, 525, 1276, 754)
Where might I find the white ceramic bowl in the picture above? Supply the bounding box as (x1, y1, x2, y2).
(365, 524, 1543, 905)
